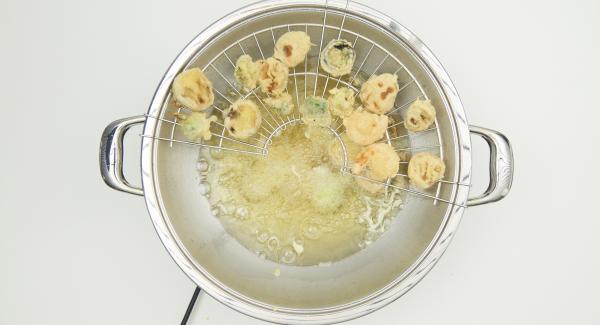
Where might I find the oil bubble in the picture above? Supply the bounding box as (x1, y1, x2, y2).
(198, 182, 210, 196)
(266, 236, 280, 251)
(196, 159, 209, 173)
(280, 247, 297, 264)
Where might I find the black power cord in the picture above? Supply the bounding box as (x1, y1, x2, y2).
(181, 287, 202, 325)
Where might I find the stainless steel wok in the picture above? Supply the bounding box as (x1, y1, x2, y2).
(99, 0, 514, 323)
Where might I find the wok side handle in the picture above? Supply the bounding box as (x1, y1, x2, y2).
(99, 116, 146, 196)
(467, 125, 514, 207)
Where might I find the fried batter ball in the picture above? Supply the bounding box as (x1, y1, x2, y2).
(224, 99, 262, 139)
(342, 109, 388, 145)
(352, 143, 400, 193)
(273, 31, 312, 67)
(404, 99, 436, 132)
(407, 152, 446, 189)
(174, 112, 217, 142)
(171, 68, 214, 111)
(359, 73, 399, 114)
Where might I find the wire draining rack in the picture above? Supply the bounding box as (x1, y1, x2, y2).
(142, 0, 469, 209)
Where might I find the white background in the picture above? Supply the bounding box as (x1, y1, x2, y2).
(1, 0, 599, 324)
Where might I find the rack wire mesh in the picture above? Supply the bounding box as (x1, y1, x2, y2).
(143, 0, 469, 208)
